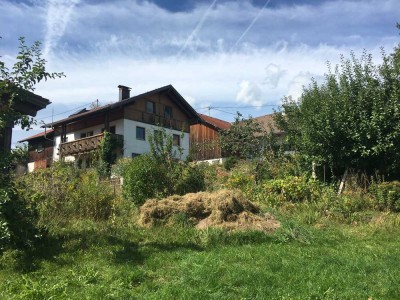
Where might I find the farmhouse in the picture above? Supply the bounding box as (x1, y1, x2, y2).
(20, 85, 200, 171)
(19, 85, 288, 172)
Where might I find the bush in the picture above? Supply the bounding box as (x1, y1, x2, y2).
(223, 157, 237, 171)
(174, 164, 205, 195)
(118, 155, 168, 206)
(370, 181, 400, 212)
(72, 171, 115, 220)
(257, 176, 323, 206)
(0, 186, 41, 253)
(16, 163, 116, 226)
(118, 156, 207, 206)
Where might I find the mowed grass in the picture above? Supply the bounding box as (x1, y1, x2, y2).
(1, 214, 400, 299)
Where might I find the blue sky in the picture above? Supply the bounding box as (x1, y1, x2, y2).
(1, 0, 399, 145)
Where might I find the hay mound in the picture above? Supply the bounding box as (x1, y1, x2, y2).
(139, 189, 280, 233)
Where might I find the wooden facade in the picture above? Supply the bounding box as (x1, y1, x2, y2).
(20, 130, 54, 171)
(190, 114, 231, 161)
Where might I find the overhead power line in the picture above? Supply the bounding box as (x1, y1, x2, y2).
(38, 101, 94, 121)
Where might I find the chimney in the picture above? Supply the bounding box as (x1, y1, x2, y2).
(118, 85, 131, 101)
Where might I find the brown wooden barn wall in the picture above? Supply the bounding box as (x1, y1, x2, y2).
(190, 123, 222, 160)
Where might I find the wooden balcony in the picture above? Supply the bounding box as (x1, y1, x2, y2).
(124, 108, 189, 132)
(60, 133, 123, 157)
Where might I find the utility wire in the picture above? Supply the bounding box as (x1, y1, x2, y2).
(38, 101, 93, 121)
(194, 104, 278, 110)
(212, 108, 237, 115)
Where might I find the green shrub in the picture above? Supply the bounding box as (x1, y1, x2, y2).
(0, 186, 41, 253)
(257, 176, 323, 206)
(118, 156, 207, 205)
(370, 181, 400, 212)
(16, 163, 115, 226)
(174, 164, 205, 195)
(72, 170, 115, 220)
(223, 157, 237, 171)
(118, 155, 168, 206)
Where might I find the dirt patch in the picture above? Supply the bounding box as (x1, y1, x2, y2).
(139, 189, 280, 233)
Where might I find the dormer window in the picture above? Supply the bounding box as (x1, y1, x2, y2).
(146, 101, 156, 114)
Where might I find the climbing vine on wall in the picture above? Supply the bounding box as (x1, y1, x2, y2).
(97, 132, 123, 178)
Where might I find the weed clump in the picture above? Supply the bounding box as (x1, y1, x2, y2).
(139, 189, 280, 233)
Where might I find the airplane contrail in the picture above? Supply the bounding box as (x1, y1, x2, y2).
(229, 0, 272, 52)
(44, 0, 80, 58)
(177, 0, 218, 58)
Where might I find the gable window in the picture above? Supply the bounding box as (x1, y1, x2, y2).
(136, 126, 145, 140)
(146, 101, 156, 114)
(173, 134, 180, 146)
(164, 106, 173, 119)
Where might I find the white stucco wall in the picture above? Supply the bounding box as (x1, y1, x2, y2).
(53, 120, 124, 162)
(52, 118, 189, 162)
(27, 162, 35, 172)
(123, 119, 189, 159)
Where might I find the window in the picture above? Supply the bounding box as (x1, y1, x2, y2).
(131, 153, 140, 158)
(146, 101, 156, 114)
(164, 106, 173, 119)
(136, 126, 145, 140)
(173, 134, 180, 146)
(36, 143, 44, 153)
(80, 131, 93, 138)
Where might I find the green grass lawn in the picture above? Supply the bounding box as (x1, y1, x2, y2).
(1, 215, 400, 299)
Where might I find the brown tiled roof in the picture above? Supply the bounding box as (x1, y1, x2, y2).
(253, 113, 283, 134)
(198, 113, 231, 130)
(18, 129, 54, 142)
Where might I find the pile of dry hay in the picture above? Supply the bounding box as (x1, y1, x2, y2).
(139, 189, 280, 233)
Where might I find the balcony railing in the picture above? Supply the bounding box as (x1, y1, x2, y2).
(125, 108, 189, 132)
(60, 133, 123, 157)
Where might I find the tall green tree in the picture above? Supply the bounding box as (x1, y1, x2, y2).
(276, 38, 400, 180)
(1, 37, 64, 133)
(0, 37, 63, 253)
(220, 112, 266, 159)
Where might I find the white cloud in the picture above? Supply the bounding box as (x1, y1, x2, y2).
(1, 0, 399, 137)
(43, 0, 80, 57)
(263, 63, 286, 89)
(236, 80, 263, 106)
